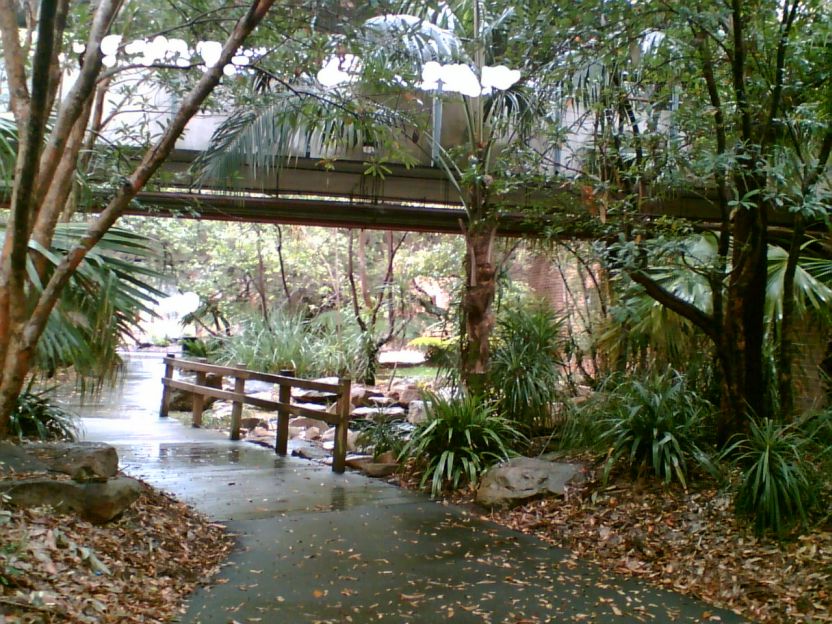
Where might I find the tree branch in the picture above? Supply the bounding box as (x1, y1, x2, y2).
(0, 0, 60, 364)
(23, 0, 277, 353)
(629, 270, 718, 342)
(33, 0, 123, 218)
(0, 0, 30, 122)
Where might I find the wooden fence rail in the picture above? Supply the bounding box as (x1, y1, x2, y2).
(159, 355, 352, 473)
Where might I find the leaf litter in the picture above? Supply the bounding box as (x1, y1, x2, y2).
(474, 472, 832, 624)
(0, 480, 233, 623)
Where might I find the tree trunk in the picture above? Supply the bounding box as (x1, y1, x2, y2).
(460, 224, 497, 395)
(0, 0, 276, 436)
(716, 199, 769, 442)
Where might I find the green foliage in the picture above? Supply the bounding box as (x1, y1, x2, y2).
(489, 299, 563, 431)
(215, 309, 368, 379)
(729, 418, 818, 536)
(556, 401, 608, 452)
(181, 337, 221, 358)
(400, 392, 524, 498)
(27, 224, 165, 385)
(11, 387, 79, 441)
(597, 371, 717, 488)
(354, 420, 408, 461)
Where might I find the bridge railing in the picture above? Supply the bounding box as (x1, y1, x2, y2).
(159, 355, 352, 473)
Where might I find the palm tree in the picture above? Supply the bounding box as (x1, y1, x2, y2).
(196, 0, 543, 393)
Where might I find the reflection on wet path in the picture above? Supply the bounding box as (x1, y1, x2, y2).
(60, 352, 166, 420)
(80, 352, 416, 520)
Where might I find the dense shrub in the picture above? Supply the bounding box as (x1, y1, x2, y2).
(489, 300, 564, 431)
(354, 419, 408, 460)
(596, 371, 717, 488)
(11, 388, 79, 441)
(215, 310, 368, 380)
(729, 417, 819, 536)
(400, 392, 524, 498)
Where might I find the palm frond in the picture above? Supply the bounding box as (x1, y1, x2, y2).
(194, 89, 369, 188)
(11, 223, 167, 383)
(766, 244, 832, 322)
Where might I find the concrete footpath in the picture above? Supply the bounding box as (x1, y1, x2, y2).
(75, 355, 743, 624)
(80, 355, 745, 623)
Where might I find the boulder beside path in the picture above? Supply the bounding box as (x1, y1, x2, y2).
(0, 441, 141, 524)
(476, 457, 585, 509)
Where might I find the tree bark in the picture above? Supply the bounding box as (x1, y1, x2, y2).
(460, 224, 497, 395)
(0, 0, 276, 436)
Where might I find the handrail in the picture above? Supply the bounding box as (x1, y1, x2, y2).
(159, 354, 351, 473)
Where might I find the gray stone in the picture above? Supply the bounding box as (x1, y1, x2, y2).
(23, 441, 118, 481)
(406, 400, 428, 425)
(350, 385, 383, 407)
(0, 441, 49, 475)
(291, 402, 327, 413)
(476, 458, 585, 509)
(289, 416, 330, 431)
(351, 406, 406, 422)
(169, 372, 222, 411)
(321, 428, 359, 451)
(389, 382, 421, 406)
(344, 455, 374, 470)
(239, 417, 268, 431)
(299, 427, 321, 440)
(0, 476, 142, 524)
(292, 388, 335, 405)
(360, 462, 398, 478)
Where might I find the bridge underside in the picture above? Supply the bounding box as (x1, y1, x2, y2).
(118, 151, 801, 236)
(2, 150, 803, 236)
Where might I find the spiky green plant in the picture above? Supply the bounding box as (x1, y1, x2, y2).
(729, 417, 818, 536)
(400, 391, 524, 497)
(355, 419, 408, 461)
(11, 386, 79, 441)
(598, 371, 718, 488)
(489, 299, 563, 431)
(215, 308, 369, 379)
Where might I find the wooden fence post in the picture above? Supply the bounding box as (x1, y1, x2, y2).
(275, 369, 294, 455)
(192, 369, 206, 428)
(332, 377, 352, 473)
(230, 364, 247, 441)
(159, 354, 175, 417)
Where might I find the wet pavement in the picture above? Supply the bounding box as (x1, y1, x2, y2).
(80, 352, 746, 623)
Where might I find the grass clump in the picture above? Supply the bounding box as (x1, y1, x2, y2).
(400, 392, 525, 498)
(728, 417, 819, 536)
(489, 299, 564, 432)
(592, 371, 717, 488)
(11, 387, 79, 441)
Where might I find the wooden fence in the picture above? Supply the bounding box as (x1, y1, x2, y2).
(159, 355, 352, 473)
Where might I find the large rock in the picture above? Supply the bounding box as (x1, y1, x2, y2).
(406, 400, 428, 425)
(0, 441, 49, 475)
(389, 382, 421, 406)
(0, 476, 142, 524)
(350, 385, 383, 407)
(476, 458, 585, 509)
(23, 442, 118, 481)
(321, 427, 359, 451)
(360, 462, 398, 478)
(289, 416, 330, 431)
(292, 388, 335, 405)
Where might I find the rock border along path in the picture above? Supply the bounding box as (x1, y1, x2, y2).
(81, 354, 746, 624)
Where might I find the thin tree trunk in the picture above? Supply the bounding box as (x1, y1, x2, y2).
(778, 215, 804, 419)
(0, 0, 276, 435)
(460, 224, 497, 395)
